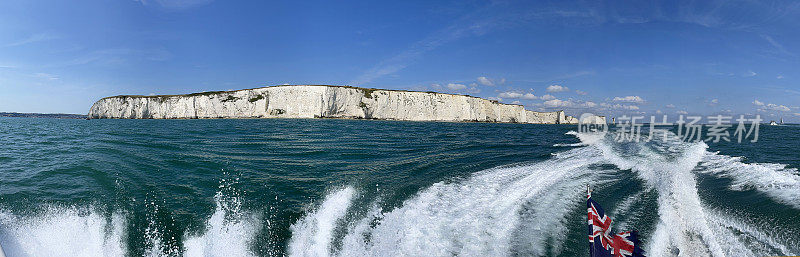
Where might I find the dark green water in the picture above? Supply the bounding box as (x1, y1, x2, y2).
(0, 117, 798, 256)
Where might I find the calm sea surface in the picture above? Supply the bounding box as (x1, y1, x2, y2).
(0, 117, 798, 256)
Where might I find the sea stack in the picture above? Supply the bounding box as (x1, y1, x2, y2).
(88, 85, 604, 124)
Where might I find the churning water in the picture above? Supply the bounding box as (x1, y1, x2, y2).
(0, 118, 798, 256)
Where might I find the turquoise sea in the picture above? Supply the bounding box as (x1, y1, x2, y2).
(0, 117, 798, 256)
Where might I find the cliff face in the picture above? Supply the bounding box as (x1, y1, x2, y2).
(88, 85, 603, 124)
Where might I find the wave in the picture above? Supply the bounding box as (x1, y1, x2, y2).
(287, 145, 613, 256)
(287, 129, 799, 257)
(576, 129, 797, 257)
(288, 187, 356, 257)
(0, 208, 126, 257)
(582, 130, 726, 256)
(0, 191, 260, 257)
(183, 192, 261, 257)
(2, 129, 799, 256)
(698, 153, 800, 209)
(608, 190, 647, 231)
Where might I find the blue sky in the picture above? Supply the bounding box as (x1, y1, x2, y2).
(1, 0, 798, 121)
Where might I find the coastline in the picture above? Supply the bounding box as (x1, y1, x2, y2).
(88, 85, 606, 124)
(0, 112, 87, 119)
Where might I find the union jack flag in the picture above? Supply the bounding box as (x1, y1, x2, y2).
(588, 188, 645, 257)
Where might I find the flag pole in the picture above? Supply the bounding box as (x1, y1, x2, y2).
(587, 184, 591, 257)
(587, 184, 591, 199)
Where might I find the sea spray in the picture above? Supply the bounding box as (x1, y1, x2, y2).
(698, 153, 800, 209)
(608, 190, 650, 231)
(183, 174, 262, 257)
(705, 208, 795, 255)
(141, 197, 181, 257)
(183, 192, 261, 257)
(288, 187, 356, 257)
(2, 120, 799, 256)
(0, 208, 126, 257)
(288, 146, 612, 256)
(572, 129, 798, 256)
(580, 130, 728, 256)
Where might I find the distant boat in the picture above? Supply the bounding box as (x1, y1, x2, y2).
(781, 117, 784, 125)
(769, 120, 778, 126)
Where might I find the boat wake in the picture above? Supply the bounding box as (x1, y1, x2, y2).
(183, 192, 261, 257)
(698, 152, 800, 209)
(0, 208, 126, 257)
(287, 144, 614, 256)
(289, 130, 800, 257)
(1, 130, 799, 256)
(0, 191, 260, 257)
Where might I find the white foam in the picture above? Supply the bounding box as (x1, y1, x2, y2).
(699, 153, 800, 209)
(289, 146, 610, 257)
(183, 192, 261, 257)
(288, 187, 356, 257)
(573, 129, 800, 256)
(140, 202, 180, 257)
(588, 131, 727, 256)
(566, 130, 604, 145)
(0, 208, 126, 257)
(705, 209, 795, 256)
(609, 190, 646, 231)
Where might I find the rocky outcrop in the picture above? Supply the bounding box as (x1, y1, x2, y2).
(88, 85, 604, 124)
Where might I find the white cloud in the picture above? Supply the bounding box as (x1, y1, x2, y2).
(677, 110, 688, 114)
(753, 100, 765, 106)
(543, 99, 597, 109)
(601, 103, 640, 110)
(498, 91, 537, 100)
(761, 35, 793, 56)
(446, 83, 466, 90)
(743, 70, 757, 77)
(777, 75, 784, 79)
(665, 104, 676, 108)
(656, 110, 663, 114)
(68, 48, 172, 66)
(35, 73, 59, 80)
(134, 0, 213, 10)
(543, 99, 573, 108)
(3, 33, 58, 47)
(546, 85, 569, 92)
(612, 96, 645, 104)
(498, 91, 522, 98)
(349, 6, 512, 85)
(540, 94, 555, 100)
(477, 76, 494, 86)
(511, 100, 521, 105)
(711, 99, 718, 104)
(763, 103, 791, 112)
(575, 90, 587, 95)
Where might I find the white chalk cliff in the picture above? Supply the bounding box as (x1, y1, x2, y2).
(88, 85, 603, 124)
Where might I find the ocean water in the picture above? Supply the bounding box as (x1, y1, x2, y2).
(0, 117, 798, 257)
